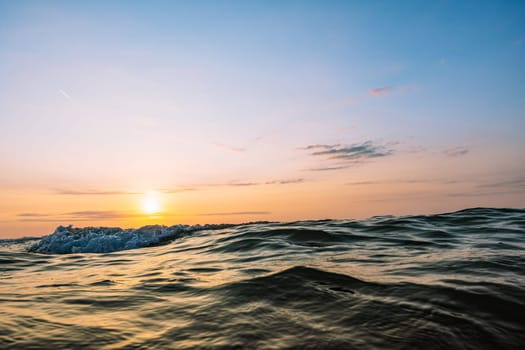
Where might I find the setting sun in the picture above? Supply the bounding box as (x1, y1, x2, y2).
(142, 192, 161, 215)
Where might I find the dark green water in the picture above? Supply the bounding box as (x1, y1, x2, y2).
(1, 208, 524, 349)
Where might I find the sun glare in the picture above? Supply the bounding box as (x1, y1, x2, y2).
(142, 191, 161, 215)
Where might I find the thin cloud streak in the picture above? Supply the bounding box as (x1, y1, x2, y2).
(478, 178, 525, 188)
(160, 187, 199, 194)
(197, 211, 271, 216)
(16, 210, 144, 222)
(56, 189, 142, 195)
(65, 211, 139, 219)
(17, 213, 51, 217)
(59, 89, 71, 100)
(265, 178, 304, 185)
(302, 141, 395, 171)
(16, 209, 272, 222)
(443, 146, 469, 157)
(59, 178, 307, 197)
(346, 179, 460, 186)
(18, 218, 100, 223)
(311, 142, 393, 160)
(307, 165, 350, 172)
(368, 86, 393, 96)
(196, 179, 306, 188)
(298, 144, 341, 151)
(213, 142, 247, 153)
(447, 189, 525, 198)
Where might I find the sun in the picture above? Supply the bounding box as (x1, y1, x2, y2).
(142, 191, 161, 215)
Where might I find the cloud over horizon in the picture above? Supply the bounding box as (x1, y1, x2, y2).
(55, 178, 306, 197)
(55, 189, 142, 195)
(346, 178, 460, 186)
(478, 178, 525, 189)
(197, 211, 271, 216)
(16, 210, 142, 222)
(16, 209, 271, 223)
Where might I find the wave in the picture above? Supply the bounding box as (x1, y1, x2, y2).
(210, 266, 525, 349)
(28, 223, 235, 254)
(2, 207, 524, 349)
(25, 207, 525, 255)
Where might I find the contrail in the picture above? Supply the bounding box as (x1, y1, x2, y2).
(59, 89, 71, 100)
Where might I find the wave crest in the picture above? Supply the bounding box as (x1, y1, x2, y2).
(28, 223, 233, 254)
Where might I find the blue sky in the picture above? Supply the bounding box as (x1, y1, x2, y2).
(0, 0, 524, 237)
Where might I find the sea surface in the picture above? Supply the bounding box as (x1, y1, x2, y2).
(1, 208, 524, 349)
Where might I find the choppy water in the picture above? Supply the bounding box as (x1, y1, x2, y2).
(1, 208, 524, 349)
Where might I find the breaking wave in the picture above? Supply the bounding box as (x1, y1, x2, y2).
(28, 223, 235, 254)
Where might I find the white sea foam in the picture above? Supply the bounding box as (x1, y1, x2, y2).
(28, 224, 232, 254)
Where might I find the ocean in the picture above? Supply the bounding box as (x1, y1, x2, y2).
(1, 207, 524, 349)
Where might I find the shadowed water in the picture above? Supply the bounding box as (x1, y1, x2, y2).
(1, 208, 524, 349)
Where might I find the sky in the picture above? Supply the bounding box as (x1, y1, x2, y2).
(1, 0, 524, 237)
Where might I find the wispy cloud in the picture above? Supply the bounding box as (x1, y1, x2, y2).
(337, 84, 415, 108)
(56, 178, 307, 197)
(403, 145, 427, 153)
(228, 182, 259, 187)
(368, 86, 393, 96)
(310, 141, 393, 161)
(156, 178, 306, 193)
(265, 178, 304, 185)
(298, 144, 341, 151)
(346, 179, 460, 186)
(17, 209, 272, 222)
(197, 211, 271, 216)
(160, 187, 199, 194)
(443, 146, 469, 157)
(478, 178, 525, 189)
(59, 89, 71, 100)
(17, 213, 53, 217)
(16, 218, 92, 223)
(213, 142, 246, 153)
(16, 210, 142, 222)
(447, 189, 525, 198)
(57, 188, 204, 195)
(345, 180, 376, 185)
(158, 183, 259, 193)
(308, 165, 351, 171)
(301, 141, 395, 171)
(55, 189, 142, 195)
(65, 211, 138, 219)
(188, 179, 306, 189)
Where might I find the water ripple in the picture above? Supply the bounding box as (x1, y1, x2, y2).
(0, 208, 524, 349)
